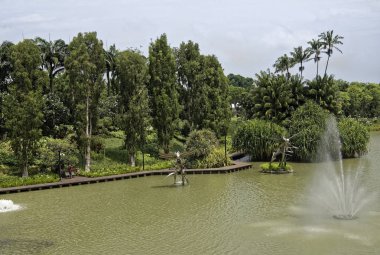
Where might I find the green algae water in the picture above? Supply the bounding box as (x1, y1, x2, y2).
(1, 132, 380, 255)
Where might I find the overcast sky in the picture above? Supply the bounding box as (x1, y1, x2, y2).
(1, 0, 379, 83)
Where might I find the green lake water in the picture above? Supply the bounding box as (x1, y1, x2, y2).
(1, 132, 379, 255)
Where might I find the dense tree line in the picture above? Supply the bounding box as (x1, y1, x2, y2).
(228, 30, 380, 124)
(0, 32, 231, 176)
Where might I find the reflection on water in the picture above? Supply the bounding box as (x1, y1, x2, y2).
(0, 132, 379, 255)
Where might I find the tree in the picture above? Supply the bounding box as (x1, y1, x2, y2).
(252, 71, 293, 123)
(0, 41, 14, 137)
(115, 49, 150, 166)
(34, 37, 68, 93)
(65, 32, 105, 172)
(273, 54, 293, 79)
(307, 39, 323, 78)
(306, 75, 339, 114)
(104, 44, 118, 96)
(227, 73, 254, 88)
(175, 40, 201, 132)
(288, 101, 329, 162)
(290, 46, 311, 79)
(318, 30, 344, 76)
(148, 34, 180, 153)
(193, 55, 231, 137)
(4, 40, 47, 177)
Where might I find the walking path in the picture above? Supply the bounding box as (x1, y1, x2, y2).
(0, 161, 251, 194)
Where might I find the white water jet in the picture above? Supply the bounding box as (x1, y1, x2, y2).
(310, 116, 372, 220)
(0, 199, 22, 213)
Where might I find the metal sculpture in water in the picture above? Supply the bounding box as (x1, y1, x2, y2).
(270, 135, 298, 170)
(160, 151, 189, 185)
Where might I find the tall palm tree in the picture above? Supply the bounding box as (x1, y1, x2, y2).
(104, 44, 118, 96)
(307, 39, 323, 78)
(290, 46, 311, 79)
(34, 37, 68, 93)
(318, 30, 344, 76)
(273, 54, 294, 79)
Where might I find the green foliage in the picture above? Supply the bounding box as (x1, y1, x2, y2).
(338, 118, 369, 158)
(190, 147, 232, 169)
(33, 37, 68, 93)
(288, 101, 329, 161)
(185, 129, 219, 158)
(176, 41, 231, 137)
(42, 92, 71, 137)
(0, 141, 17, 166)
(252, 71, 303, 123)
(36, 137, 79, 172)
(290, 46, 311, 77)
(0, 173, 59, 188)
(115, 49, 150, 165)
(340, 82, 380, 118)
(0, 41, 14, 137)
(65, 32, 105, 171)
(148, 34, 180, 152)
(227, 73, 254, 88)
(306, 75, 339, 114)
(260, 162, 292, 172)
(232, 119, 286, 160)
(4, 39, 47, 177)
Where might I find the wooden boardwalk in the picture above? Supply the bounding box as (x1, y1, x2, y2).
(0, 161, 251, 194)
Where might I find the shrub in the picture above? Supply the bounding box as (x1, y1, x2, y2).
(260, 162, 293, 172)
(36, 137, 79, 172)
(187, 147, 232, 169)
(288, 101, 329, 161)
(0, 141, 18, 166)
(185, 129, 219, 159)
(232, 119, 286, 161)
(338, 118, 370, 158)
(0, 173, 59, 188)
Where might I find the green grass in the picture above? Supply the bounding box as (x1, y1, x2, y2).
(86, 134, 173, 177)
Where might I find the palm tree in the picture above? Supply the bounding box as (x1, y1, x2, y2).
(273, 54, 294, 79)
(34, 37, 68, 93)
(104, 44, 118, 96)
(307, 39, 323, 78)
(290, 46, 311, 79)
(318, 30, 344, 76)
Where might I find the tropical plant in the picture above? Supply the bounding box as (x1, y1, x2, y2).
(252, 71, 292, 123)
(34, 37, 68, 93)
(288, 101, 329, 161)
(338, 118, 369, 158)
(307, 39, 323, 78)
(273, 54, 293, 79)
(232, 119, 286, 161)
(318, 30, 344, 76)
(104, 44, 118, 96)
(290, 46, 311, 79)
(185, 129, 219, 159)
(306, 75, 339, 114)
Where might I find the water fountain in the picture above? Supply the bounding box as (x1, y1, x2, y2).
(310, 116, 372, 220)
(0, 199, 21, 213)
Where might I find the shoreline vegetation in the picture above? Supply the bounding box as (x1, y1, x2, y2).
(0, 30, 379, 188)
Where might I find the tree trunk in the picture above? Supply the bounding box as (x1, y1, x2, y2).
(316, 59, 319, 78)
(324, 52, 331, 76)
(106, 71, 110, 96)
(22, 151, 28, 177)
(130, 154, 136, 167)
(85, 92, 91, 172)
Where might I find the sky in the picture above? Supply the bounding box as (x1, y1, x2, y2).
(1, 0, 379, 83)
